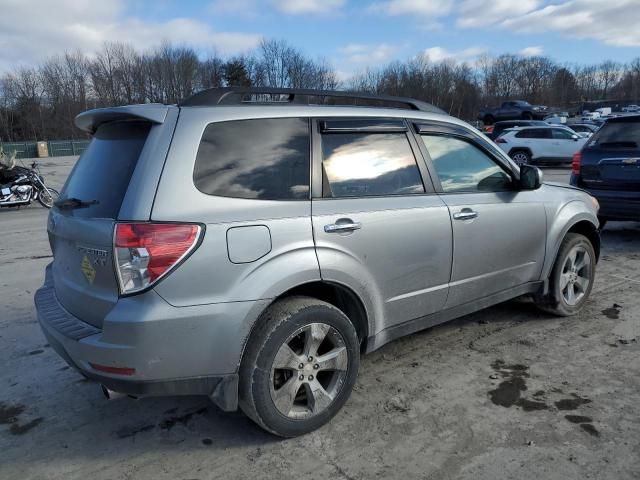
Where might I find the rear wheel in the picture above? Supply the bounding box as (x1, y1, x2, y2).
(510, 150, 531, 166)
(239, 296, 360, 437)
(536, 233, 595, 316)
(37, 187, 59, 208)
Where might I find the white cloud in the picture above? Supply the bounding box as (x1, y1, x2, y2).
(272, 0, 345, 14)
(338, 43, 401, 65)
(457, 0, 540, 28)
(369, 0, 454, 17)
(500, 0, 640, 47)
(423, 46, 487, 63)
(519, 46, 544, 57)
(0, 0, 262, 72)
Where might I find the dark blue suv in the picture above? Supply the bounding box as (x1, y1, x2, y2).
(571, 115, 640, 225)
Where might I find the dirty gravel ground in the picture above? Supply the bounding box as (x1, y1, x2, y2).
(1, 158, 639, 480)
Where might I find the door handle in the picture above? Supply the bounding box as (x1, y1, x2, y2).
(453, 209, 478, 221)
(324, 220, 362, 233)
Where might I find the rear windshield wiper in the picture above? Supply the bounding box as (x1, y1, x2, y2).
(53, 197, 100, 210)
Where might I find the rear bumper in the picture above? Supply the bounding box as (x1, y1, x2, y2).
(572, 181, 640, 221)
(34, 264, 270, 411)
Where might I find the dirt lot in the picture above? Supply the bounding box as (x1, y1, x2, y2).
(1, 158, 639, 480)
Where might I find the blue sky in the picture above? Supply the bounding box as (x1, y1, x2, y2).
(1, 0, 639, 77)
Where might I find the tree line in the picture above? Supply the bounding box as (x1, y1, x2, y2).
(1, 38, 639, 141)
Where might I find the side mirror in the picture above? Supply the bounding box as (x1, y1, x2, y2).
(519, 165, 543, 190)
(572, 134, 579, 141)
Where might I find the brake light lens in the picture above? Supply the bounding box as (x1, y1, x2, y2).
(572, 151, 582, 175)
(114, 223, 201, 295)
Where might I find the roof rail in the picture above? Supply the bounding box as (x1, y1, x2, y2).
(179, 87, 446, 114)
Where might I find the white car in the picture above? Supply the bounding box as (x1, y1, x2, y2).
(495, 126, 588, 166)
(622, 105, 640, 113)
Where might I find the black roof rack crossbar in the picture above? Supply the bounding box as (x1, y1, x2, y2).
(179, 87, 446, 114)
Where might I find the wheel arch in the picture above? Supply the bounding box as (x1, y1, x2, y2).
(508, 147, 532, 158)
(542, 207, 600, 282)
(241, 280, 371, 362)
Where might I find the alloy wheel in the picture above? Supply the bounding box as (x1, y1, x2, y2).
(560, 245, 592, 306)
(269, 322, 349, 419)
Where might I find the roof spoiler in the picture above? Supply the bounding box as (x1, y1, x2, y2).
(75, 104, 170, 134)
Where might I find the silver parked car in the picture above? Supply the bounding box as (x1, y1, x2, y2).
(35, 88, 601, 437)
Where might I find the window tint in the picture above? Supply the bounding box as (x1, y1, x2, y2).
(516, 128, 550, 139)
(590, 121, 640, 148)
(194, 118, 310, 200)
(551, 128, 574, 140)
(420, 135, 512, 193)
(321, 132, 424, 197)
(58, 121, 150, 218)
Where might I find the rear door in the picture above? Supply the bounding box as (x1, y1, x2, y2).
(551, 128, 586, 161)
(48, 117, 172, 327)
(414, 123, 546, 307)
(580, 118, 640, 191)
(311, 118, 452, 329)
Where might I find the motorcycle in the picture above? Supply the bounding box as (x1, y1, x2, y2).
(0, 159, 60, 209)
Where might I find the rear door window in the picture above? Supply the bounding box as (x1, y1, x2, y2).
(58, 121, 150, 218)
(320, 131, 424, 197)
(194, 118, 310, 200)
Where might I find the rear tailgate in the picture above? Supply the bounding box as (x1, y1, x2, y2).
(48, 106, 176, 328)
(580, 117, 640, 190)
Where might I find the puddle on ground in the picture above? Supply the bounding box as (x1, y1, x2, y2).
(565, 415, 592, 423)
(580, 423, 600, 437)
(555, 394, 592, 411)
(488, 361, 549, 411)
(0, 402, 43, 435)
(602, 304, 622, 319)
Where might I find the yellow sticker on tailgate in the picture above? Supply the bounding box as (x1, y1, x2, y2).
(81, 255, 96, 284)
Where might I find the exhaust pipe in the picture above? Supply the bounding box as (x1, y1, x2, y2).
(101, 385, 127, 400)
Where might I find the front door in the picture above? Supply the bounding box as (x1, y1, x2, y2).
(311, 118, 453, 329)
(416, 128, 546, 307)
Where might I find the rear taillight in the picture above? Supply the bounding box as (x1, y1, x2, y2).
(572, 151, 582, 175)
(114, 223, 201, 295)
(495, 137, 507, 144)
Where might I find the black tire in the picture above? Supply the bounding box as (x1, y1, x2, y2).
(239, 296, 360, 437)
(522, 112, 533, 120)
(536, 233, 596, 316)
(483, 115, 495, 125)
(37, 187, 59, 208)
(510, 150, 531, 166)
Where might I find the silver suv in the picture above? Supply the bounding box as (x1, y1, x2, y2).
(35, 88, 601, 437)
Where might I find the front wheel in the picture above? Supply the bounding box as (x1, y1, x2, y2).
(37, 187, 59, 208)
(536, 233, 596, 316)
(239, 296, 360, 437)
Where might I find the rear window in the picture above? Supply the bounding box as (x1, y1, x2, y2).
(589, 121, 640, 149)
(193, 118, 310, 200)
(58, 121, 150, 218)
